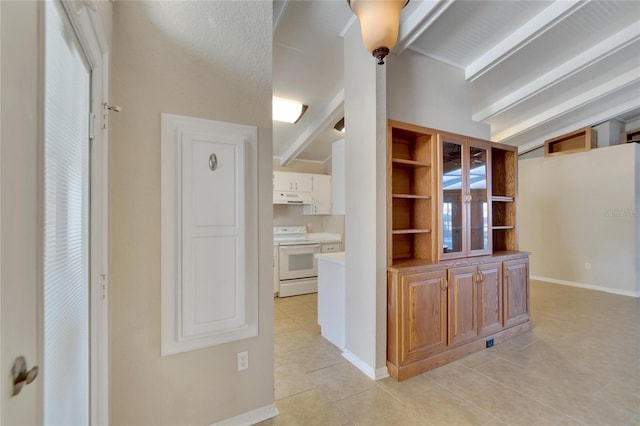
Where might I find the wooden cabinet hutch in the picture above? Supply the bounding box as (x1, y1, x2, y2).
(386, 120, 530, 381)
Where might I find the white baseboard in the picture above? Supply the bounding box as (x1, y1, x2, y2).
(531, 276, 640, 298)
(342, 349, 376, 380)
(341, 350, 390, 381)
(375, 366, 390, 381)
(211, 403, 279, 426)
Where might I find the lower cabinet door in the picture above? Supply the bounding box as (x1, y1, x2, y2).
(448, 265, 479, 346)
(477, 262, 503, 336)
(504, 258, 530, 327)
(400, 270, 448, 364)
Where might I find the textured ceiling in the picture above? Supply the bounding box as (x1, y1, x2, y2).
(273, 0, 640, 162)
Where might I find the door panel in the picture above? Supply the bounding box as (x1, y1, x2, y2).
(447, 266, 478, 346)
(1, 1, 40, 424)
(42, 1, 91, 424)
(477, 262, 503, 336)
(504, 258, 530, 327)
(439, 134, 466, 259)
(467, 143, 491, 256)
(400, 270, 447, 364)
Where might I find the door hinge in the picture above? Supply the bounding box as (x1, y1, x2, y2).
(100, 274, 107, 300)
(102, 102, 122, 131)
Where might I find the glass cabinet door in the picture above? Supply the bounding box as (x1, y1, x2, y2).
(468, 145, 491, 255)
(441, 140, 464, 257)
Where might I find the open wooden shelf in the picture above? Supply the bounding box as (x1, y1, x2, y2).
(388, 121, 436, 263)
(392, 194, 431, 199)
(392, 229, 431, 235)
(392, 158, 430, 168)
(491, 196, 514, 202)
(545, 126, 595, 157)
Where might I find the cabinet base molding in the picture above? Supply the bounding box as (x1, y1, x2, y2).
(387, 321, 531, 381)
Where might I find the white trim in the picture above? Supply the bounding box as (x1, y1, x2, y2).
(531, 276, 640, 298)
(375, 366, 390, 381)
(0, 1, 3, 420)
(492, 69, 640, 143)
(279, 89, 344, 166)
(510, 96, 640, 153)
(273, 0, 288, 32)
(395, 0, 454, 54)
(339, 15, 357, 38)
(60, 1, 110, 424)
(474, 24, 640, 123)
(161, 113, 259, 356)
(341, 349, 376, 381)
(211, 403, 279, 426)
(465, 0, 588, 81)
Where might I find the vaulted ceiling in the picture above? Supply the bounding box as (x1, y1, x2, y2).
(273, 0, 640, 164)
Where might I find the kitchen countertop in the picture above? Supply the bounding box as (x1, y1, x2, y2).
(273, 233, 342, 246)
(315, 251, 345, 265)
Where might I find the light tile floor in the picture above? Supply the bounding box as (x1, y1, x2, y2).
(260, 281, 640, 426)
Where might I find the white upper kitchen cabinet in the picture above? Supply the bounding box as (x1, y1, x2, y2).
(273, 171, 312, 192)
(304, 174, 332, 215)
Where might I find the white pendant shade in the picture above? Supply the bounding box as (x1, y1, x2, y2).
(349, 0, 408, 64)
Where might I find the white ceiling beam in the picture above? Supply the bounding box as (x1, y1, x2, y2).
(394, 0, 455, 54)
(273, 0, 289, 32)
(279, 89, 344, 166)
(515, 97, 640, 155)
(465, 0, 589, 82)
(492, 67, 640, 143)
(473, 23, 640, 122)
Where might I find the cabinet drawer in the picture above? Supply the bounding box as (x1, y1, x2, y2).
(321, 242, 342, 253)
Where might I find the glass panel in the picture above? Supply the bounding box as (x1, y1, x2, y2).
(442, 142, 463, 254)
(289, 253, 314, 271)
(469, 146, 489, 251)
(43, 2, 90, 425)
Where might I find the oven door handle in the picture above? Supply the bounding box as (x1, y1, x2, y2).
(279, 244, 321, 254)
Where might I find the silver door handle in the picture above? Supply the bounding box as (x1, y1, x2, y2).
(209, 153, 218, 171)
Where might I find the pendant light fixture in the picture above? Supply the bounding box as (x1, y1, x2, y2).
(347, 0, 409, 65)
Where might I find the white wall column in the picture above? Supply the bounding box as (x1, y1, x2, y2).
(343, 22, 388, 379)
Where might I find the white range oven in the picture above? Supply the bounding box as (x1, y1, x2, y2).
(274, 226, 320, 297)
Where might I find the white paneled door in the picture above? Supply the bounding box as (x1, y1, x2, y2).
(1, 1, 109, 424)
(42, 1, 90, 424)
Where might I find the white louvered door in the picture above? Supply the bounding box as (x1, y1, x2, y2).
(42, 1, 90, 424)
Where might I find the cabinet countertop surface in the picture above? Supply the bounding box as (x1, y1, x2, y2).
(315, 251, 345, 265)
(388, 251, 530, 273)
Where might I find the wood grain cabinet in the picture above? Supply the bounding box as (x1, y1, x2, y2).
(438, 133, 492, 260)
(447, 265, 478, 346)
(477, 262, 503, 337)
(504, 258, 530, 327)
(386, 120, 530, 381)
(388, 269, 447, 366)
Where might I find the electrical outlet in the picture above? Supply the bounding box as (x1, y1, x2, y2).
(585, 262, 591, 270)
(486, 338, 494, 348)
(237, 351, 249, 371)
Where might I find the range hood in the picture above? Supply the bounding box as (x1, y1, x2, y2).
(273, 191, 313, 205)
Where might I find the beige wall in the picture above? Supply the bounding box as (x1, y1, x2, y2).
(387, 50, 490, 140)
(519, 143, 638, 296)
(110, 2, 273, 424)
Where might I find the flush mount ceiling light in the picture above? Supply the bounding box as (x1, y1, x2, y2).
(347, 0, 409, 65)
(334, 117, 345, 133)
(273, 97, 308, 123)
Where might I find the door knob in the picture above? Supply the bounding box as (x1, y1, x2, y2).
(11, 356, 38, 396)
